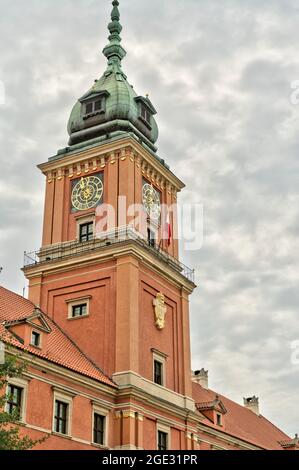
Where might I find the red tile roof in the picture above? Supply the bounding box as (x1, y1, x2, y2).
(0, 286, 115, 387)
(0, 286, 35, 321)
(193, 382, 290, 449)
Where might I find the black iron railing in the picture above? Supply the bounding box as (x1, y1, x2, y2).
(24, 227, 195, 283)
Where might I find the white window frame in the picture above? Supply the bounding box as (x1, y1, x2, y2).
(52, 391, 73, 437)
(84, 98, 105, 117)
(152, 351, 167, 387)
(76, 215, 96, 243)
(5, 377, 28, 424)
(92, 405, 109, 448)
(66, 296, 91, 320)
(157, 423, 171, 451)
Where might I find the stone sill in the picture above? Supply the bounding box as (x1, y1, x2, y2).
(67, 314, 90, 321)
(83, 110, 105, 120)
(91, 443, 109, 450)
(52, 431, 72, 440)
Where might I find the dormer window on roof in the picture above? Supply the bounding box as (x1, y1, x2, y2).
(141, 104, 151, 125)
(196, 395, 227, 428)
(80, 91, 109, 120)
(135, 96, 157, 130)
(279, 434, 299, 449)
(3, 307, 51, 351)
(84, 99, 103, 116)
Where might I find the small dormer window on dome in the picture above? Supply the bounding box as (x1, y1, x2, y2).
(135, 96, 157, 130)
(85, 99, 103, 116)
(141, 104, 151, 125)
(80, 90, 110, 120)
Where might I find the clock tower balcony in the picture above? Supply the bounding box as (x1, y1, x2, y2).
(23, 226, 195, 287)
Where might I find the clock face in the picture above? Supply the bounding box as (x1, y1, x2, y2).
(142, 182, 161, 221)
(71, 175, 103, 212)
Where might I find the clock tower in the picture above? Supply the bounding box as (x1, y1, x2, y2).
(23, 0, 196, 449)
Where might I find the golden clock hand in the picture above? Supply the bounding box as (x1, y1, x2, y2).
(82, 189, 90, 200)
(80, 177, 85, 190)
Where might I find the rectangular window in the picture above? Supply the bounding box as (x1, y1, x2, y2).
(31, 331, 41, 347)
(72, 303, 87, 318)
(93, 413, 105, 445)
(147, 227, 156, 248)
(7, 385, 22, 418)
(54, 400, 68, 435)
(154, 360, 163, 386)
(85, 99, 104, 116)
(158, 430, 168, 451)
(67, 297, 91, 320)
(85, 102, 93, 115)
(94, 99, 103, 111)
(79, 222, 94, 243)
(141, 104, 151, 124)
(216, 414, 222, 426)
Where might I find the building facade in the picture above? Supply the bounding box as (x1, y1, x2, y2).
(0, 0, 297, 451)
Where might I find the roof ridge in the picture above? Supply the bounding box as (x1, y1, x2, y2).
(257, 414, 290, 439)
(193, 382, 291, 445)
(209, 386, 289, 436)
(0, 285, 35, 307)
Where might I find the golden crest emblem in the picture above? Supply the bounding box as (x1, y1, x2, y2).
(153, 292, 167, 330)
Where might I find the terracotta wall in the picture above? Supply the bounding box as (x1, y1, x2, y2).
(139, 266, 191, 396)
(38, 261, 116, 377)
(22, 366, 116, 450)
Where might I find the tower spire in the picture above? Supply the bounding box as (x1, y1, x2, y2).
(103, 0, 126, 67)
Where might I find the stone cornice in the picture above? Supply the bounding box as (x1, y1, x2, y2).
(38, 136, 184, 193)
(114, 402, 199, 433)
(113, 371, 196, 416)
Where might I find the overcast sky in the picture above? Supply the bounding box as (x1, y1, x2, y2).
(0, 0, 298, 437)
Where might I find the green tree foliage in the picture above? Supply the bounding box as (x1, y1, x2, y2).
(0, 351, 42, 450)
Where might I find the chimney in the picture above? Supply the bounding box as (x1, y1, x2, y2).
(192, 369, 209, 389)
(243, 396, 260, 415)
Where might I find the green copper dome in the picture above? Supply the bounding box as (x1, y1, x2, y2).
(67, 0, 159, 152)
